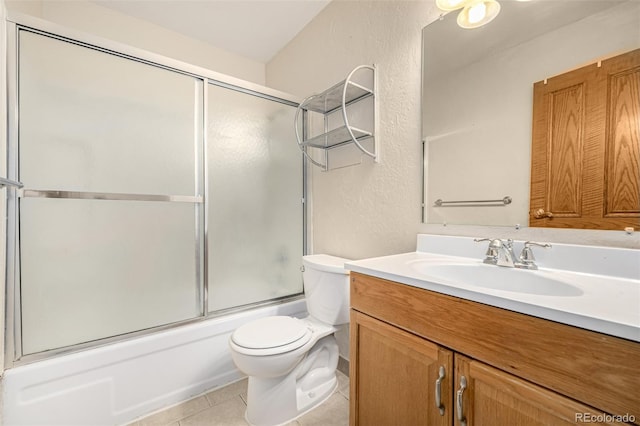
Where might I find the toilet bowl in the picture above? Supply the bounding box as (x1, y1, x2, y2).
(229, 254, 350, 426)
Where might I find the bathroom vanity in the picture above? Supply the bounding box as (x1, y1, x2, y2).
(346, 236, 640, 426)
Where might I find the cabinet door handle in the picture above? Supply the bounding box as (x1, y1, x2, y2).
(456, 376, 467, 426)
(435, 366, 445, 415)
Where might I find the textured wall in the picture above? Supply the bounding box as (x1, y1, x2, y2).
(267, 0, 439, 260)
(268, 0, 639, 258)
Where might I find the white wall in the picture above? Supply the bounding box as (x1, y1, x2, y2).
(268, 0, 640, 261)
(5, 0, 266, 85)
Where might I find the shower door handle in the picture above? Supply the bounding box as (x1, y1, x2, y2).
(0, 177, 24, 189)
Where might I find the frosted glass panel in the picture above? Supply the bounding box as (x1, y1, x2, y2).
(18, 30, 202, 195)
(208, 85, 303, 311)
(20, 198, 200, 355)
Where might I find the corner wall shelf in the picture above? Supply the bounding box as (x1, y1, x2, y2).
(294, 65, 377, 170)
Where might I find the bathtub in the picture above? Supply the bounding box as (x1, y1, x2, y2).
(1, 299, 307, 425)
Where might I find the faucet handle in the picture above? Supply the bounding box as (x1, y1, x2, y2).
(474, 238, 501, 264)
(474, 238, 502, 247)
(518, 241, 551, 269)
(473, 238, 491, 243)
(524, 241, 552, 248)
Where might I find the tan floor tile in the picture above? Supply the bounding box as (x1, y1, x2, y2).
(136, 396, 210, 426)
(297, 393, 349, 426)
(135, 373, 349, 426)
(336, 371, 350, 400)
(205, 378, 248, 407)
(129, 421, 180, 426)
(180, 396, 248, 426)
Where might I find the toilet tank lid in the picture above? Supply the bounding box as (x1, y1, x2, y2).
(302, 254, 350, 275)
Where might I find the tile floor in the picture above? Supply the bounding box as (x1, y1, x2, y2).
(128, 371, 350, 426)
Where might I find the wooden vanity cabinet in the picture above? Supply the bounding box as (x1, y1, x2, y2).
(349, 272, 640, 426)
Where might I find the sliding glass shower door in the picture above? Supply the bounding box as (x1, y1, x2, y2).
(16, 30, 204, 355)
(10, 27, 304, 360)
(207, 84, 303, 312)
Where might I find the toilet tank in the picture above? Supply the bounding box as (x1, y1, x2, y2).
(302, 254, 351, 325)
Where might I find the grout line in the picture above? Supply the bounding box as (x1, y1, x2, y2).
(149, 376, 347, 426)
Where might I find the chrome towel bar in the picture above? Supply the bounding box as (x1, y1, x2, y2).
(434, 196, 512, 207)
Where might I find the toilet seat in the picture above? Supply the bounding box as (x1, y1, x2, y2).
(230, 316, 313, 356)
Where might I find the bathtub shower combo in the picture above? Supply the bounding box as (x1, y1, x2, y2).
(2, 16, 310, 425)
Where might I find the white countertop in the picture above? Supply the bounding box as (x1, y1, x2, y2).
(345, 235, 640, 343)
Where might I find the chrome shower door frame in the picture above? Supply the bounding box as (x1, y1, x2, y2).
(4, 15, 306, 369)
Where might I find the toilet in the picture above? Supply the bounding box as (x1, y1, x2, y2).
(229, 254, 350, 426)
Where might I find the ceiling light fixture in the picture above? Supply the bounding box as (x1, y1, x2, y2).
(437, 0, 501, 29)
(435, 0, 468, 11)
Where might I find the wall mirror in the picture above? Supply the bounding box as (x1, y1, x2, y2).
(422, 0, 639, 227)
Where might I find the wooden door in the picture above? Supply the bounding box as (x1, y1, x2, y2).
(454, 354, 629, 426)
(349, 310, 453, 426)
(530, 48, 640, 230)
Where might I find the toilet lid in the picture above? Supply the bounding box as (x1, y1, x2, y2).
(231, 316, 311, 350)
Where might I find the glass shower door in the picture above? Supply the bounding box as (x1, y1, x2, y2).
(17, 30, 204, 355)
(207, 84, 304, 312)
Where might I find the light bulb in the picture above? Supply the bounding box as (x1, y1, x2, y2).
(468, 2, 487, 24)
(436, 0, 468, 11)
(456, 0, 501, 29)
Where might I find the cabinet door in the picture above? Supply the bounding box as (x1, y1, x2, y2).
(454, 355, 626, 426)
(350, 310, 453, 426)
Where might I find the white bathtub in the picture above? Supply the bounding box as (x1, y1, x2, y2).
(1, 299, 307, 425)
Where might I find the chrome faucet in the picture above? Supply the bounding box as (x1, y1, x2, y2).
(474, 239, 551, 269)
(474, 238, 517, 267)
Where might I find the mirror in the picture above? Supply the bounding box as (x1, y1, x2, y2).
(422, 0, 639, 226)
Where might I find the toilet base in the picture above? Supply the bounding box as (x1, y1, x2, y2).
(245, 377, 337, 426)
(296, 374, 337, 417)
(245, 335, 339, 426)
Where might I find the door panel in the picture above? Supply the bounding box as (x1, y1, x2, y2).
(530, 48, 640, 229)
(454, 355, 625, 426)
(350, 310, 452, 426)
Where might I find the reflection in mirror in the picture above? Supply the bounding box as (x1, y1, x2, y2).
(422, 0, 640, 227)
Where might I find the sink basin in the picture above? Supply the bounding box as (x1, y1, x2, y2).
(410, 262, 584, 297)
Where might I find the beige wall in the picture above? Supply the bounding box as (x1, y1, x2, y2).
(5, 0, 266, 85)
(268, 0, 639, 260)
(268, 0, 439, 260)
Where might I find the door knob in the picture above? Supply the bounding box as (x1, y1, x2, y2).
(533, 208, 553, 219)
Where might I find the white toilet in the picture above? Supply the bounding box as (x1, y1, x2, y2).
(229, 254, 350, 426)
